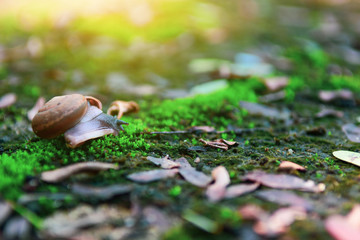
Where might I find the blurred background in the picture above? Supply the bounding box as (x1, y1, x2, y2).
(1, 0, 360, 103)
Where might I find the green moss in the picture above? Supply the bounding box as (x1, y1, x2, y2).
(330, 75, 360, 92)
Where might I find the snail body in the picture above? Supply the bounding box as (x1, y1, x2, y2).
(32, 94, 128, 148)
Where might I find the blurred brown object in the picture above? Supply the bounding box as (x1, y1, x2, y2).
(107, 100, 139, 119)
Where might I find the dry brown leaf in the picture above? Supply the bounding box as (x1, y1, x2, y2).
(199, 138, 238, 151)
(41, 162, 119, 183)
(256, 190, 313, 211)
(325, 205, 360, 240)
(173, 157, 212, 187)
(239, 101, 290, 120)
(107, 100, 139, 119)
(342, 123, 360, 143)
(174, 157, 193, 169)
(243, 170, 325, 192)
(259, 90, 286, 103)
(179, 168, 212, 188)
(224, 183, 260, 199)
(318, 89, 354, 102)
(27, 97, 45, 121)
(316, 108, 344, 118)
(253, 207, 307, 237)
(206, 166, 230, 202)
(147, 156, 180, 169)
(71, 184, 132, 200)
(127, 169, 178, 183)
(238, 204, 267, 221)
(0, 93, 17, 109)
(263, 76, 289, 92)
(278, 161, 306, 172)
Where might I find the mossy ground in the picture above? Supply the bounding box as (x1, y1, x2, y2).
(2, 39, 360, 239)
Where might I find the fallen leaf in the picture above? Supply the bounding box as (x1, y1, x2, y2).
(256, 190, 313, 211)
(253, 207, 307, 237)
(199, 138, 238, 151)
(278, 161, 306, 172)
(319, 89, 354, 102)
(174, 157, 193, 169)
(342, 123, 360, 143)
(263, 76, 289, 92)
(27, 97, 45, 121)
(206, 166, 230, 202)
(147, 156, 180, 169)
(72, 184, 132, 200)
(325, 204, 360, 240)
(41, 162, 119, 183)
(243, 170, 325, 192)
(333, 150, 360, 167)
(107, 100, 140, 119)
(0, 93, 17, 109)
(174, 157, 212, 187)
(224, 183, 260, 199)
(316, 108, 344, 118)
(127, 169, 178, 183)
(239, 101, 290, 120)
(238, 204, 267, 221)
(179, 168, 212, 188)
(182, 209, 221, 234)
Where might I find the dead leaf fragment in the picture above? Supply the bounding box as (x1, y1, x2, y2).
(256, 190, 313, 211)
(333, 150, 360, 167)
(107, 100, 139, 119)
(0, 201, 12, 226)
(72, 184, 132, 200)
(0, 93, 17, 109)
(199, 138, 238, 151)
(243, 170, 325, 192)
(147, 156, 180, 169)
(253, 207, 307, 237)
(238, 204, 267, 221)
(316, 108, 344, 118)
(174, 157, 193, 169)
(179, 168, 212, 188)
(41, 162, 119, 183)
(263, 76, 289, 92)
(325, 204, 360, 240)
(27, 97, 45, 121)
(342, 123, 360, 143)
(319, 89, 354, 102)
(239, 101, 290, 120)
(127, 169, 178, 183)
(224, 183, 260, 199)
(206, 166, 230, 202)
(278, 161, 306, 172)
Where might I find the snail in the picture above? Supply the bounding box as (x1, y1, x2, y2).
(31, 94, 128, 148)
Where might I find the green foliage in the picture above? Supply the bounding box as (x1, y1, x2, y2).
(144, 80, 259, 131)
(330, 75, 360, 92)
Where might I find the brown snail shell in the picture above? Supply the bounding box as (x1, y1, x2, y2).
(32, 94, 88, 139)
(31, 94, 128, 148)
